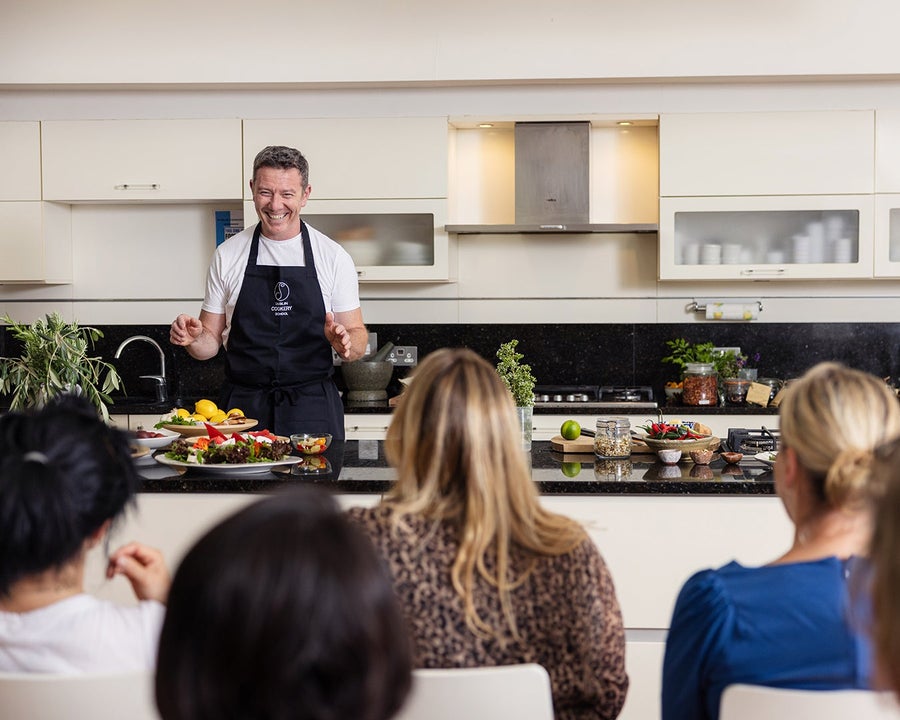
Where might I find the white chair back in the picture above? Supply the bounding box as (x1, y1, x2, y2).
(720, 683, 900, 720)
(393, 663, 555, 720)
(0, 670, 159, 720)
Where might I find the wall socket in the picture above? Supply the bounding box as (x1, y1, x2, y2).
(387, 346, 417, 366)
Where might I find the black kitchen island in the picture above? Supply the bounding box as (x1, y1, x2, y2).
(136, 440, 775, 496)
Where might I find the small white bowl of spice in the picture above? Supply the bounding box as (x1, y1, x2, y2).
(657, 448, 682, 465)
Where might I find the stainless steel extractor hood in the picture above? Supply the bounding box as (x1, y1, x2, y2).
(515, 121, 590, 226)
(445, 120, 658, 235)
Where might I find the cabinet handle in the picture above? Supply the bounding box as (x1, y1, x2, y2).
(740, 267, 785, 276)
(357, 270, 365, 277)
(113, 183, 160, 191)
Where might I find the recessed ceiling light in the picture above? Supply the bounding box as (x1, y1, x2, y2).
(617, 121, 634, 127)
(478, 123, 494, 128)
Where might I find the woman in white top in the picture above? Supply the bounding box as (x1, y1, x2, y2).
(0, 396, 170, 674)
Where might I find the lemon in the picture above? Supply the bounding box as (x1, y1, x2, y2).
(560, 420, 581, 441)
(174, 408, 191, 419)
(190, 413, 208, 423)
(226, 408, 245, 418)
(194, 399, 218, 419)
(208, 410, 228, 424)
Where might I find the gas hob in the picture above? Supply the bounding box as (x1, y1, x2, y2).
(533, 385, 658, 410)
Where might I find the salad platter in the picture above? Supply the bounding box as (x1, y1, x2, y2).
(154, 426, 298, 475)
(154, 454, 300, 476)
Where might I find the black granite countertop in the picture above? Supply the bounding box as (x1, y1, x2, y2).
(136, 440, 775, 496)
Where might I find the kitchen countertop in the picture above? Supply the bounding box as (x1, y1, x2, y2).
(136, 440, 775, 496)
(109, 396, 781, 416)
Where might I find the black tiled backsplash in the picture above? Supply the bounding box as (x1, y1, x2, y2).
(3, 322, 900, 403)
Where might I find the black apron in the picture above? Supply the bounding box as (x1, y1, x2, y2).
(219, 221, 344, 439)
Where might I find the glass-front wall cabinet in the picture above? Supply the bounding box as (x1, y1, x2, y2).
(659, 195, 873, 280)
(874, 195, 900, 277)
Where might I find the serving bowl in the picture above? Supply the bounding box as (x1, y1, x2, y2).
(638, 435, 720, 453)
(158, 419, 258, 437)
(291, 433, 333, 455)
(131, 427, 180, 449)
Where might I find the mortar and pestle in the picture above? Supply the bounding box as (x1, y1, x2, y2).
(340, 342, 395, 401)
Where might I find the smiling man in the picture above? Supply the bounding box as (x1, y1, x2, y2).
(170, 145, 368, 438)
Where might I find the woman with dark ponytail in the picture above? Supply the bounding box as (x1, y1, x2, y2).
(0, 396, 170, 673)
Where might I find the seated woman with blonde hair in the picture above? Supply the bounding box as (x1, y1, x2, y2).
(347, 347, 628, 720)
(663, 362, 900, 720)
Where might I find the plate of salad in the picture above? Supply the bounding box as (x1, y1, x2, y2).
(154, 426, 299, 475)
(755, 451, 779, 467)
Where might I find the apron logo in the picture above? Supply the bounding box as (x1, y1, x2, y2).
(272, 282, 293, 317)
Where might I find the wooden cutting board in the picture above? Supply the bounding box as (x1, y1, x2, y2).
(550, 434, 594, 453)
(550, 434, 658, 455)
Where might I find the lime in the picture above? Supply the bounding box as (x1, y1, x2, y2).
(561, 462, 582, 478)
(560, 420, 581, 441)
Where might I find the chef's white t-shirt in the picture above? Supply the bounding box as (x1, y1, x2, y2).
(0, 594, 165, 674)
(201, 222, 361, 348)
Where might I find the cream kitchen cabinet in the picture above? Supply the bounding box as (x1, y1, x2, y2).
(660, 111, 874, 197)
(0, 202, 72, 283)
(41, 119, 242, 202)
(243, 198, 451, 282)
(0, 122, 71, 284)
(0, 121, 41, 200)
(659, 195, 874, 281)
(242, 117, 448, 200)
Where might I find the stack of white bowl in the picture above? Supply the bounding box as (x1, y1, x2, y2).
(700, 243, 722, 265)
(722, 243, 742, 264)
(681, 243, 700, 265)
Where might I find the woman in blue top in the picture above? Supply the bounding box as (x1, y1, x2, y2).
(662, 362, 900, 720)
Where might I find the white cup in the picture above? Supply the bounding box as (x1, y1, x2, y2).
(832, 237, 854, 264)
(682, 243, 700, 265)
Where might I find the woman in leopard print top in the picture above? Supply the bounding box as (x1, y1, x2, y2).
(347, 348, 628, 720)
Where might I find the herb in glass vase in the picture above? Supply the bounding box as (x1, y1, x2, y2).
(495, 339, 536, 407)
(496, 340, 536, 451)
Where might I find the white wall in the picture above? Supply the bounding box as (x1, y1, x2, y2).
(3, 0, 900, 85)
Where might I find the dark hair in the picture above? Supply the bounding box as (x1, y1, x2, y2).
(155, 487, 412, 720)
(0, 395, 139, 596)
(252, 145, 309, 186)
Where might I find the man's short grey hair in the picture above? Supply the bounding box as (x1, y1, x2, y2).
(252, 146, 309, 186)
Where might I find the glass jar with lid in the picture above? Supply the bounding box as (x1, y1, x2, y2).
(682, 362, 718, 406)
(594, 417, 631, 459)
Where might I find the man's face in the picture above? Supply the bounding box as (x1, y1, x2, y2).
(250, 167, 310, 241)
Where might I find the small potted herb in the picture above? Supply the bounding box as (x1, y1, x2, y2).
(0, 313, 122, 421)
(496, 339, 536, 450)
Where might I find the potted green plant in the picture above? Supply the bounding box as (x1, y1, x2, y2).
(496, 339, 536, 450)
(0, 313, 122, 421)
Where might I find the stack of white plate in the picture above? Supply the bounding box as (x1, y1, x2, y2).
(700, 243, 722, 264)
(792, 234, 811, 263)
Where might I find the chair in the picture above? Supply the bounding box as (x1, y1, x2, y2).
(720, 683, 900, 720)
(393, 663, 555, 720)
(0, 670, 159, 720)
